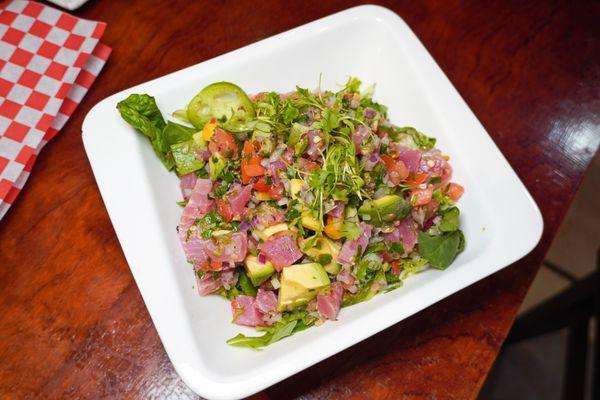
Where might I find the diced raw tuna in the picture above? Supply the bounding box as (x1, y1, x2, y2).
(220, 268, 238, 290)
(337, 223, 373, 265)
(317, 282, 344, 320)
(255, 204, 286, 228)
(441, 160, 453, 187)
(418, 150, 444, 176)
(226, 184, 253, 219)
(383, 218, 418, 254)
(306, 130, 324, 160)
(178, 179, 214, 241)
(182, 231, 247, 269)
(282, 147, 295, 164)
(256, 289, 278, 314)
(179, 173, 198, 201)
(351, 125, 370, 153)
(181, 234, 210, 267)
(231, 295, 265, 327)
(197, 273, 221, 296)
(337, 266, 358, 293)
(258, 231, 303, 271)
(393, 145, 421, 172)
(204, 232, 248, 263)
(327, 200, 345, 219)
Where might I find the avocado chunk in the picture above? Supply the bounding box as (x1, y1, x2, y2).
(289, 179, 304, 199)
(209, 153, 227, 180)
(278, 263, 330, 311)
(255, 223, 289, 241)
(170, 140, 205, 175)
(301, 237, 341, 275)
(244, 255, 275, 286)
(301, 211, 322, 231)
(358, 194, 411, 226)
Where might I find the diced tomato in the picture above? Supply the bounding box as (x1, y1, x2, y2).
(253, 177, 272, 192)
(209, 127, 238, 157)
(253, 177, 283, 200)
(243, 162, 265, 177)
(391, 261, 401, 276)
(410, 186, 434, 206)
(380, 251, 395, 263)
(380, 155, 395, 169)
(208, 259, 222, 271)
(242, 140, 254, 156)
(405, 172, 428, 188)
(446, 183, 464, 201)
(241, 168, 250, 184)
(381, 155, 409, 185)
(267, 184, 284, 200)
(241, 141, 265, 184)
(216, 199, 233, 222)
(196, 259, 210, 271)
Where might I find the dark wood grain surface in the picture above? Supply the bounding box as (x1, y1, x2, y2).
(1, 0, 599, 398)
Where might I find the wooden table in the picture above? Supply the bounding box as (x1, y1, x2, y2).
(1, 0, 598, 398)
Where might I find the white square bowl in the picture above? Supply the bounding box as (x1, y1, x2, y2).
(82, 5, 543, 400)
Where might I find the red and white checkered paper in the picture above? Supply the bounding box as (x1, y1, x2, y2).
(0, 0, 111, 219)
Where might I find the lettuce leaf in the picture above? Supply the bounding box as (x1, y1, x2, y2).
(117, 94, 174, 170)
(418, 230, 465, 269)
(439, 207, 460, 232)
(163, 120, 196, 145)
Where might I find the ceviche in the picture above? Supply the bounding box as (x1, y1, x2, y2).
(117, 78, 465, 348)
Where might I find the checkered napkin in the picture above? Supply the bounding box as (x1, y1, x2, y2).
(0, 0, 111, 220)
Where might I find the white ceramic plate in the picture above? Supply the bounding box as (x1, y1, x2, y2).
(82, 5, 543, 400)
(46, 0, 90, 11)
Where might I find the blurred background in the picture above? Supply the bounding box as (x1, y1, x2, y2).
(481, 153, 599, 399)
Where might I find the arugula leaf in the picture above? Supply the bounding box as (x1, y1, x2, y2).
(236, 269, 258, 297)
(117, 94, 174, 169)
(439, 207, 460, 232)
(418, 230, 465, 269)
(227, 312, 314, 348)
(266, 320, 297, 345)
(226, 333, 268, 349)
